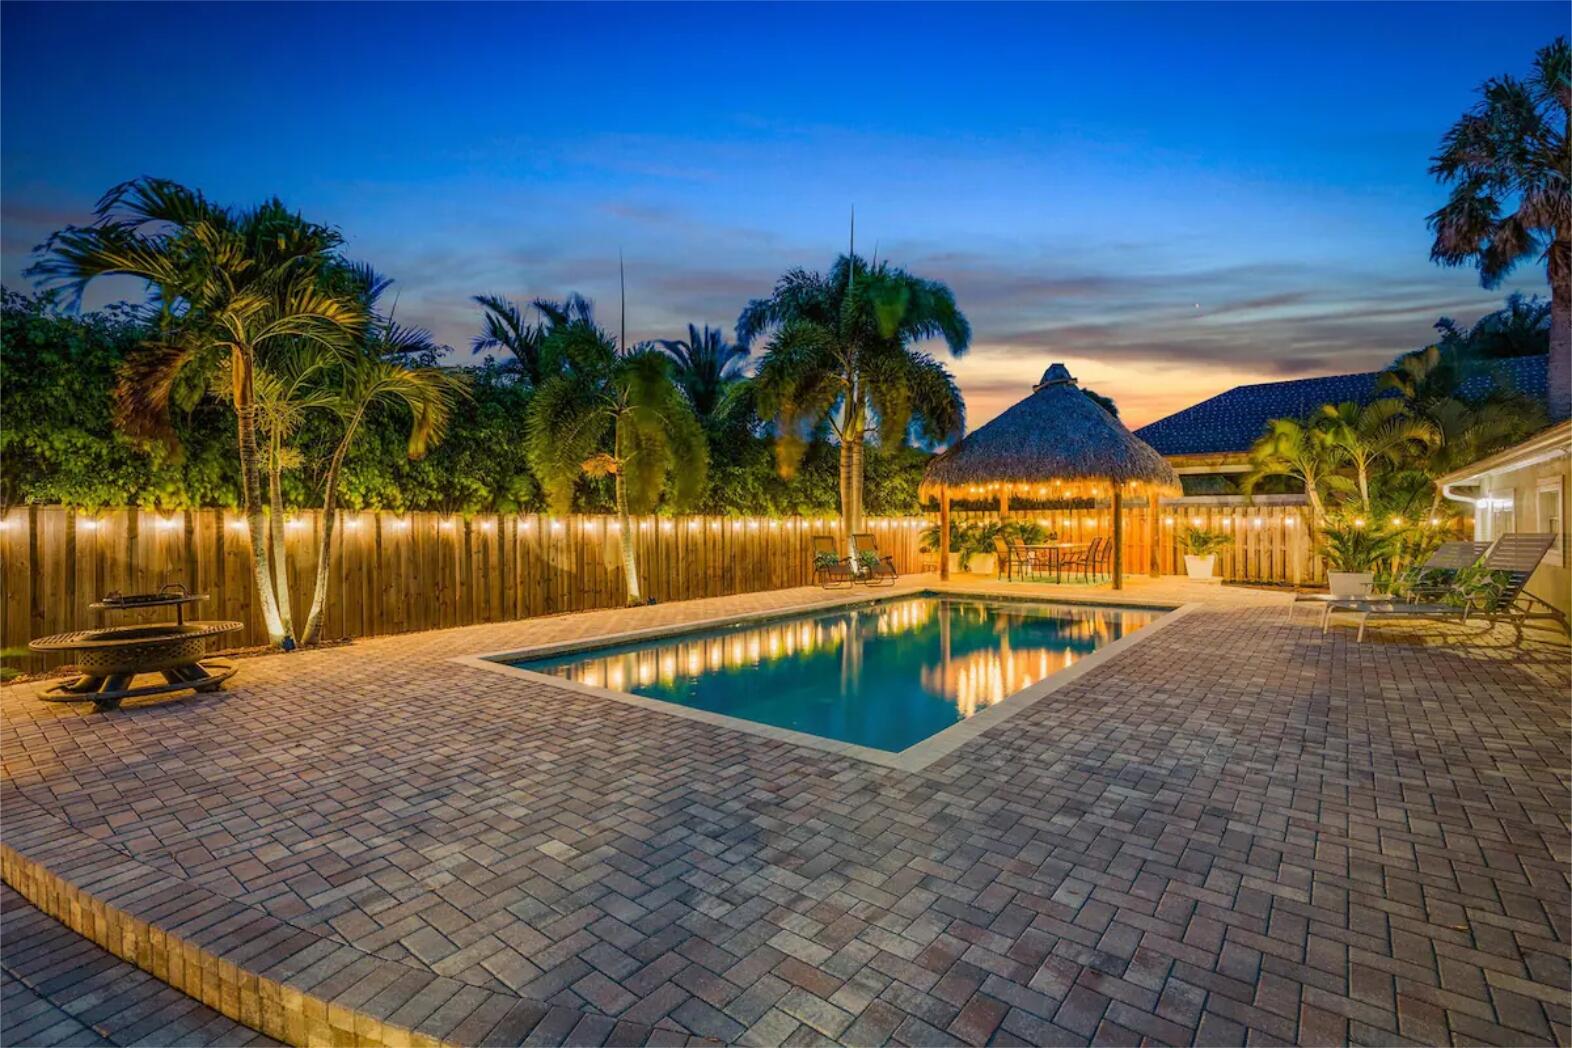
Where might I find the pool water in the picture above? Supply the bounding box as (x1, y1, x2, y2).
(509, 593, 1160, 752)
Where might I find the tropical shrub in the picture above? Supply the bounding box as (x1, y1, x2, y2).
(1178, 527, 1232, 557)
(1318, 517, 1398, 574)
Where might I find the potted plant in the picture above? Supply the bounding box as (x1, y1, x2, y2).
(1177, 527, 1231, 579)
(1318, 517, 1396, 597)
(919, 521, 977, 575)
(962, 522, 1001, 575)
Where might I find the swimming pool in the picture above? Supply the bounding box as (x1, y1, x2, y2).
(494, 593, 1164, 760)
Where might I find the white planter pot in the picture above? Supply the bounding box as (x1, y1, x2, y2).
(966, 552, 997, 576)
(1327, 571, 1375, 598)
(1184, 554, 1216, 579)
(946, 551, 964, 575)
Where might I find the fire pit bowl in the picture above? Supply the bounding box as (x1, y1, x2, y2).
(29, 620, 243, 712)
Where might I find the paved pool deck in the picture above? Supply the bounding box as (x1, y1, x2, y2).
(2, 576, 1567, 1046)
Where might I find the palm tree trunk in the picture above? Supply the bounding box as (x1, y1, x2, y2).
(236, 356, 289, 648)
(300, 412, 362, 646)
(1549, 236, 1570, 421)
(615, 424, 643, 605)
(267, 440, 295, 644)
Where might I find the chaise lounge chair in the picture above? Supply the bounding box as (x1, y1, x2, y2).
(1324, 532, 1561, 642)
(811, 535, 857, 588)
(1288, 539, 1490, 623)
(850, 532, 899, 586)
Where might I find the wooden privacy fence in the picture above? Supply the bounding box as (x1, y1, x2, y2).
(951, 495, 1404, 585)
(1, 507, 925, 671)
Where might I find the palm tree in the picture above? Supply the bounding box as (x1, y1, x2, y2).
(472, 293, 598, 386)
(1428, 36, 1570, 418)
(525, 311, 707, 605)
(1434, 293, 1551, 361)
(1380, 346, 1546, 517)
(737, 254, 968, 545)
(1241, 417, 1349, 525)
(657, 324, 749, 424)
(218, 349, 335, 642)
(1317, 400, 1439, 512)
(300, 271, 466, 645)
(28, 178, 361, 647)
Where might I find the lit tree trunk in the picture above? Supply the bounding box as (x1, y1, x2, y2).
(1549, 236, 1570, 422)
(615, 423, 643, 605)
(236, 352, 289, 648)
(301, 409, 363, 646)
(267, 434, 295, 644)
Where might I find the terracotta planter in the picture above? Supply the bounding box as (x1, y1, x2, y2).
(1184, 554, 1216, 579)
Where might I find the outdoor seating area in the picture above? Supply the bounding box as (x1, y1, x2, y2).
(3, 576, 1567, 1048)
(2, 14, 1569, 1048)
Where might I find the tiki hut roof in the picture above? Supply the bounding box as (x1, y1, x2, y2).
(921, 363, 1180, 496)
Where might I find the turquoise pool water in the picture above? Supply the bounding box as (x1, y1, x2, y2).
(509, 593, 1161, 752)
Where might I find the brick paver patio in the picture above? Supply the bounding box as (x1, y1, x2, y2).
(2, 577, 1568, 1046)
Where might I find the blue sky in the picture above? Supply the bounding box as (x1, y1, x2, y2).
(2, 2, 1562, 426)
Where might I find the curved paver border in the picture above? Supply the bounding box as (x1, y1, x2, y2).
(0, 789, 700, 1047)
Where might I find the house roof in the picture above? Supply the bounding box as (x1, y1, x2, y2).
(1434, 418, 1571, 487)
(1134, 355, 1549, 457)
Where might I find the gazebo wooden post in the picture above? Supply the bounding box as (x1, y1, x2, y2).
(1147, 483, 1160, 577)
(998, 488, 1009, 522)
(939, 486, 951, 581)
(1111, 485, 1124, 590)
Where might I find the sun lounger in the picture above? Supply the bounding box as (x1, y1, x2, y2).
(811, 535, 857, 588)
(1288, 539, 1488, 622)
(850, 532, 898, 586)
(1324, 532, 1560, 641)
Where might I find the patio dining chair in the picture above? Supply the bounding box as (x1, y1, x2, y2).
(1324, 532, 1562, 642)
(811, 535, 857, 589)
(1059, 538, 1095, 582)
(1008, 537, 1053, 580)
(850, 533, 898, 586)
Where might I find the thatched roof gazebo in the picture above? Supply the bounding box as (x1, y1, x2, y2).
(921, 363, 1181, 589)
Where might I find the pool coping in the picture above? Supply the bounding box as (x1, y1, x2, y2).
(451, 587, 1198, 773)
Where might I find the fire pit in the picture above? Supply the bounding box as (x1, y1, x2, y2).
(29, 585, 242, 711)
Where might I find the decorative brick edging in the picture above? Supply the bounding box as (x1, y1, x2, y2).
(0, 789, 696, 1047)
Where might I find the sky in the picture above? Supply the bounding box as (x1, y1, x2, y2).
(2, 2, 1562, 429)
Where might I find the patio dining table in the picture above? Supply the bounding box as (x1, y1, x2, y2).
(1021, 541, 1091, 583)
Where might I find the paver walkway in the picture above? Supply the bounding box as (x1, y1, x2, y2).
(2, 577, 1567, 1046)
(1, 884, 278, 1046)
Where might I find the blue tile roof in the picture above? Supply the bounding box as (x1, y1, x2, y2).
(1134, 355, 1549, 457)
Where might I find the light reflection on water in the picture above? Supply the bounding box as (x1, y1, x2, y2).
(515, 595, 1158, 752)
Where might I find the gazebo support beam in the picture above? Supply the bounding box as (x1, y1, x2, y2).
(939, 486, 951, 581)
(1112, 485, 1124, 590)
(1147, 483, 1160, 577)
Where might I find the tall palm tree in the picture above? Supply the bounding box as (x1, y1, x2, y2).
(28, 178, 361, 647)
(1434, 292, 1551, 361)
(300, 271, 466, 645)
(1429, 36, 1570, 418)
(218, 349, 336, 642)
(737, 254, 968, 544)
(1241, 417, 1350, 525)
(525, 312, 707, 605)
(471, 292, 597, 386)
(1317, 400, 1439, 512)
(657, 324, 749, 424)
(1379, 346, 1546, 517)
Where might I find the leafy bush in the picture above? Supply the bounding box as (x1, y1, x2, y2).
(1178, 527, 1233, 557)
(1318, 517, 1398, 573)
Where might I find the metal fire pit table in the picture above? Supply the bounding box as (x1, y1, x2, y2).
(29, 585, 242, 711)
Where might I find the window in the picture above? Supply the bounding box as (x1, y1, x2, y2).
(1537, 477, 1564, 566)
